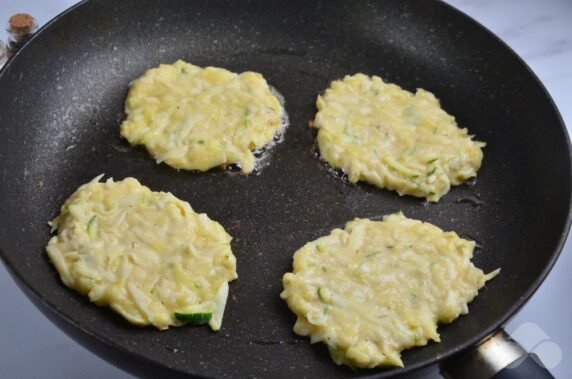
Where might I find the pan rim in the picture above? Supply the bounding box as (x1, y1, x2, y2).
(0, 0, 571, 377)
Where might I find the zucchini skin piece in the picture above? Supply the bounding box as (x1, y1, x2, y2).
(174, 312, 212, 325)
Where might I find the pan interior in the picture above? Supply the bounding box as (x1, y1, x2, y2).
(0, 0, 570, 377)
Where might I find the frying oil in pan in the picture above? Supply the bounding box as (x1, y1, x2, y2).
(312, 145, 354, 185)
(455, 195, 484, 208)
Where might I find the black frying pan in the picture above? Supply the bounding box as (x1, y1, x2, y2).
(0, 0, 570, 378)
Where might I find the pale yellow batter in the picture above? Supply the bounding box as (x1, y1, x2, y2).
(121, 60, 284, 173)
(46, 176, 237, 330)
(281, 213, 499, 368)
(313, 74, 484, 201)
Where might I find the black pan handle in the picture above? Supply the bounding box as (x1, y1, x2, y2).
(441, 329, 554, 379)
(491, 353, 553, 379)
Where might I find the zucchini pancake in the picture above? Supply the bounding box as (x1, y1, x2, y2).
(121, 60, 284, 174)
(313, 74, 484, 201)
(46, 176, 237, 331)
(281, 213, 499, 368)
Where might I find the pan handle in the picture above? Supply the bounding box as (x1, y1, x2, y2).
(441, 329, 554, 379)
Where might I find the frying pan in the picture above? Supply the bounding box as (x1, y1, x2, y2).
(0, 0, 570, 378)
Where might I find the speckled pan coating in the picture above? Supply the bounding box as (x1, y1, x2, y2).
(0, 0, 570, 378)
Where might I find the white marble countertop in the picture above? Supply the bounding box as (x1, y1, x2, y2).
(1, 0, 570, 378)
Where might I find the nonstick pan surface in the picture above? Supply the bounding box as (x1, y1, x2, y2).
(0, 0, 571, 377)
